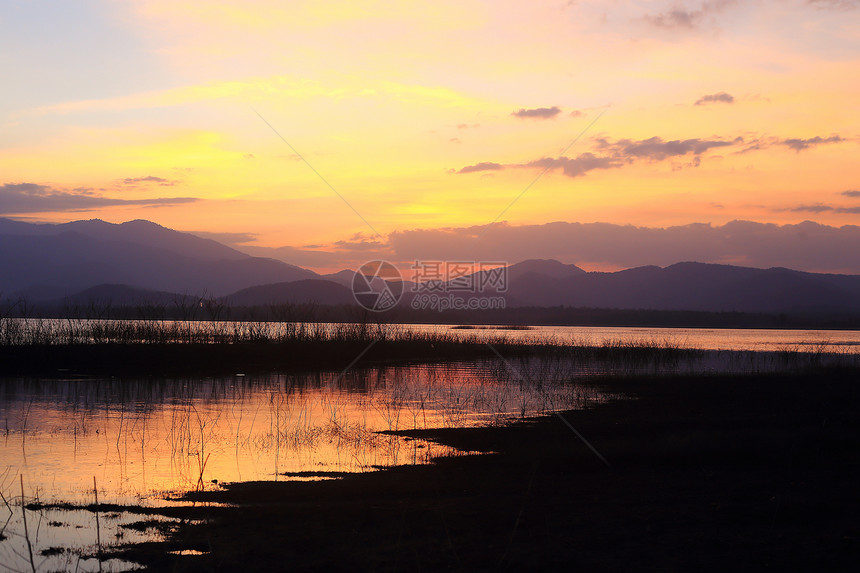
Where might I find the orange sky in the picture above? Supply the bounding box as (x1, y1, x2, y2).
(1, 0, 858, 271)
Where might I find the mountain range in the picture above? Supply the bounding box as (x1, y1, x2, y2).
(2, 218, 859, 317)
(0, 218, 316, 299)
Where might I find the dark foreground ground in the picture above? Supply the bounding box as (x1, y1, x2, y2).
(114, 368, 860, 572)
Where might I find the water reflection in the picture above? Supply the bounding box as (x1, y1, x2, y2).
(0, 360, 607, 570)
(5, 318, 860, 353)
(3, 345, 856, 570)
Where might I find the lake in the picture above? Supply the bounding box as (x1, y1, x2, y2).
(0, 358, 608, 571)
(1, 323, 859, 570)
(405, 324, 860, 352)
(5, 318, 860, 353)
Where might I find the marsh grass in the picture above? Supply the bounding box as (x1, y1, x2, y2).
(0, 316, 731, 377)
(3, 315, 858, 379)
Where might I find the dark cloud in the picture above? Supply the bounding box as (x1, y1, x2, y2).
(0, 182, 199, 215)
(789, 204, 835, 213)
(646, 8, 700, 28)
(333, 239, 387, 251)
(511, 106, 562, 119)
(456, 130, 843, 181)
(387, 220, 860, 274)
(644, 1, 735, 30)
(842, 190, 860, 197)
(784, 202, 860, 214)
(458, 162, 504, 174)
(569, 110, 585, 118)
(459, 135, 740, 179)
(695, 92, 734, 105)
(599, 136, 738, 160)
(520, 153, 626, 177)
(122, 176, 177, 186)
(735, 141, 765, 154)
(781, 135, 844, 151)
(332, 232, 388, 252)
(807, 0, 858, 10)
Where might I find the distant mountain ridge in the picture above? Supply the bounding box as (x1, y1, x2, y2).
(226, 279, 355, 307)
(0, 218, 247, 261)
(0, 218, 317, 298)
(504, 261, 860, 313)
(2, 218, 859, 316)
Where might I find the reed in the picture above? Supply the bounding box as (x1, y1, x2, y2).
(0, 316, 729, 378)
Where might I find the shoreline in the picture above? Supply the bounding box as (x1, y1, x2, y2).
(98, 367, 860, 571)
(3, 318, 857, 377)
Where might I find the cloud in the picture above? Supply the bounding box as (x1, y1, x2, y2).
(646, 8, 700, 28)
(807, 0, 859, 10)
(520, 153, 626, 177)
(842, 190, 860, 197)
(784, 202, 860, 214)
(604, 136, 737, 160)
(0, 182, 199, 215)
(569, 110, 585, 118)
(695, 92, 734, 105)
(458, 162, 505, 174)
(644, 1, 736, 30)
(238, 240, 394, 272)
(333, 233, 388, 252)
(190, 231, 258, 245)
(238, 244, 358, 270)
(387, 220, 860, 274)
(121, 176, 177, 186)
(788, 204, 835, 213)
(511, 106, 562, 119)
(458, 135, 741, 179)
(455, 130, 847, 182)
(781, 135, 844, 151)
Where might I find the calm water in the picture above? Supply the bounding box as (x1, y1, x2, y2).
(5, 319, 860, 353)
(415, 324, 860, 353)
(1, 323, 859, 570)
(0, 360, 604, 571)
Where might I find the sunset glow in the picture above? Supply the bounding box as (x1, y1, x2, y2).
(2, 0, 858, 272)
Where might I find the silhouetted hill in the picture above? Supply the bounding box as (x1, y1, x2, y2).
(3, 217, 859, 317)
(225, 279, 355, 306)
(506, 259, 586, 281)
(0, 219, 318, 298)
(0, 218, 247, 261)
(61, 284, 180, 307)
(321, 270, 357, 287)
(505, 262, 860, 313)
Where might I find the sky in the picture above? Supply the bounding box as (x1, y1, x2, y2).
(2, 0, 859, 273)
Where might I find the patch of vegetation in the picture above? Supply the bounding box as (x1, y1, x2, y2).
(0, 316, 723, 376)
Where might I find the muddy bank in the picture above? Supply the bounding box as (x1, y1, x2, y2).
(113, 368, 860, 572)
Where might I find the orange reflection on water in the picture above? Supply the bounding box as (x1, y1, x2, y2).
(1, 361, 597, 508)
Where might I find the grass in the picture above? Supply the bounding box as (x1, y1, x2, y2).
(0, 316, 725, 377)
(2, 315, 857, 378)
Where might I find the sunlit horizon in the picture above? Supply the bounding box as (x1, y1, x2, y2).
(2, 1, 859, 273)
